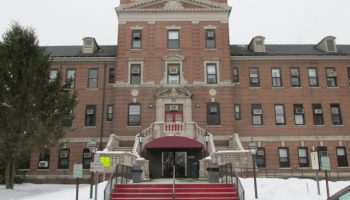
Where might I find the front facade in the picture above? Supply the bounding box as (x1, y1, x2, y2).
(24, 0, 350, 182)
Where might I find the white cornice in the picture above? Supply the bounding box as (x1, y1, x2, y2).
(231, 55, 350, 62)
(50, 57, 116, 63)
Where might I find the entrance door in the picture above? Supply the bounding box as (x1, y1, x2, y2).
(162, 151, 187, 178)
(165, 111, 183, 123)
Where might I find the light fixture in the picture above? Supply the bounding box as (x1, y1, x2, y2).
(248, 138, 258, 199)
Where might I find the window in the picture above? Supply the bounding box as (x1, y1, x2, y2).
(312, 104, 324, 125)
(38, 151, 50, 169)
(275, 104, 286, 125)
(49, 69, 58, 82)
(82, 148, 92, 169)
(272, 68, 282, 87)
(130, 64, 141, 85)
(18, 153, 30, 170)
(207, 102, 220, 125)
(251, 104, 263, 125)
(168, 30, 179, 49)
(205, 29, 215, 49)
(290, 68, 300, 87)
(326, 68, 337, 87)
(232, 67, 239, 83)
(167, 64, 180, 84)
(336, 147, 348, 167)
(348, 68, 350, 86)
(63, 109, 73, 127)
(308, 68, 319, 87)
(58, 148, 70, 169)
(207, 63, 217, 84)
(109, 68, 115, 83)
(85, 105, 96, 126)
(331, 104, 342, 125)
(128, 104, 141, 126)
(249, 68, 260, 87)
(132, 30, 142, 49)
(298, 147, 309, 168)
(279, 147, 290, 168)
(66, 69, 76, 88)
(294, 104, 305, 125)
(256, 147, 266, 168)
(106, 105, 113, 121)
(234, 104, 241, 120)
(88, 68, 98, 88)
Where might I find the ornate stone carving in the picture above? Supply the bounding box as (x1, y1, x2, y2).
(163, 0, 184, 10)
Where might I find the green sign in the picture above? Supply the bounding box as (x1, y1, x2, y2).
(100, 155, 111, 168)
(321, 156, 331, 171)
(73, 164, 83, 178)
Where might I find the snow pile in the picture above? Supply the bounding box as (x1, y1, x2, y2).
(0, 178, 349, 200)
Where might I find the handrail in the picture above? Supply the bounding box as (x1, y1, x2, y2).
(172, 164, 176, 200)
(219, 163, 245, 200)
(104, 164, 133, 200)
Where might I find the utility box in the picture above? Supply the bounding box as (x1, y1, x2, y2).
(207, 164, 219, 183)
(132, 165, 143, 183)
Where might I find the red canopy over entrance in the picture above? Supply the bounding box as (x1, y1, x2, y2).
(145, 136, 204, 149)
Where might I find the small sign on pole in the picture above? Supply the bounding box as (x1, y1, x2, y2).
(73, 164, 83, 200)
(321, 156, 331, 171)
(90, 162, 104, 173)
(310, 152, 319, 170)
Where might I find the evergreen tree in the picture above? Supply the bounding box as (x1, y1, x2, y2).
(0, 23, 76, 189)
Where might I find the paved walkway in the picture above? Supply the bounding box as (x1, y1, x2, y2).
(143, 178, 208, 184)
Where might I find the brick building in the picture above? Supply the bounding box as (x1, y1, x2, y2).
(25, 0, 350, 182)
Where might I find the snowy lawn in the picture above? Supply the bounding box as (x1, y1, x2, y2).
(0, 178, 349, 200)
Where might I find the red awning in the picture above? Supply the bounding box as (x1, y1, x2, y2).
(145, 136, 204, 149)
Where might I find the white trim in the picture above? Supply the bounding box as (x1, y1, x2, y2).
(130, 25, 143, 30)
(166, 25, 181, 30)
(231, 56, 350, 61)
(204, 25, 216, 29)
(50, 57, 116, 63)
(128, 60, 144, 85)
(204, 59, 220, 85)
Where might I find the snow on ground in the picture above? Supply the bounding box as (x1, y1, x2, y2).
(0, 178, 349, 200)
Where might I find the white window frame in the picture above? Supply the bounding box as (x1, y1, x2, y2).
(128, 61, 144, 85)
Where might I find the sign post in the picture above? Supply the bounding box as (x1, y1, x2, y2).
(73, 164, 83, 200)
(321, 156, 331, 198)
(90, 162, 105, 200)
(310, 151, 320, 195)
(88, 140, 98, 199)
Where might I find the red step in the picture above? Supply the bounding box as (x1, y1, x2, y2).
(110, 183, 238, 200)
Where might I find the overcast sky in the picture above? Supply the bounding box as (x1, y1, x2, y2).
(1, 0, 349, 46)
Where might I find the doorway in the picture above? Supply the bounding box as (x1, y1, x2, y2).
(162, 151, 187, 178)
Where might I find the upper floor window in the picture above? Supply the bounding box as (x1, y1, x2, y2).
(63, 109, 73, 127)
(207, 102, 220, 125)
(85, 105, 96, 126)
(234, 104, 241, 120)
(88, 68, 98, 88)
(249, 68, 260, 87)
(326, 67, 337, 87)
(275, 104, 286, 125)
(205, 29, 216, 49)
(290, 67, 300, 87)
(251, 104, 263, 125)
(66, 69, 76, 89)
(38, 151, 50, 169)
(107, 105, 113, 121)
(168, 30, 180, 49)
(132, 30, 142, 49)
(312, 104, 324, 125)
(294, 104, 305, 125)
(128, 103, 141, 126)
(167, 64, 180, 84)
(336, 147, 348, 167)
(58, 148, 70, 169)
(256, 147, 266, 168)
(272, 68, 282, 87)
(130, 64, 141, 85)
(232, 67, 239, 83)
(279, 147, 290, 168)
(207, 63, 217, 84)
(49, 69, 58, 82)
(308, 68, 319, 87)
(109, 68, 115, 83)
(331, 104, 342, 125)
(298, 147, 309, 168)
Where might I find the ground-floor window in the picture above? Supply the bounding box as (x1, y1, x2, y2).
(256, 147, 266, 168)
(336, 147, 348, 167)
(38, 152, 50, 169)
(58, 148, 70, 169)
(298, 147, 309, 168)
(278, 147, 290, 168)
(82, 148, 92, 169)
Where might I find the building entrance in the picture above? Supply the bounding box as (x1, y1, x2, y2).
(162, 151, 187, 177)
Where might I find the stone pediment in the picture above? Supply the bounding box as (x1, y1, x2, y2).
(116, 0, 231, 13)
(156, 87, 192, 98)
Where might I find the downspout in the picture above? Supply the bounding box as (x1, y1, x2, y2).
(99, 64, 107, 150)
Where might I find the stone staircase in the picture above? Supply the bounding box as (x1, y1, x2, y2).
(111, 183, 238, 200)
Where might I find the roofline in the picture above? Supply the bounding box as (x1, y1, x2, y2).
(231, 55, 350, 61)
(50, 57, 116, 63)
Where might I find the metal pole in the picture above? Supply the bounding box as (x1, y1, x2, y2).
(95, 172, 98, 200)
(325, 170, 330, 198)
(252, 154, 258, 199)
(205, 141, 208, 157)
(316, 171, 320, 195)
(76, 178, 79, 200)
(90, 172, 94, 199)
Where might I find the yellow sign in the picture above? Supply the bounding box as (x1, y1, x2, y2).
(99, 155, 111, 168)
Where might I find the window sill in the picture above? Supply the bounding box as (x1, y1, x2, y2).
(37, 169, 50, 171)
(291, 86, 302, 88)
(252, 125, 264, 127)
(56, 169, 69, 172)
(327, 87, 339, 89)
(206, 125, 222, 128)
(249, 87, 261, 89)
(272, 87, 284, 89)
(84, 126, 96, 129)
(298, 167, 311, 169)
(87, 88, 98, 90)
(167, 48, 181, 50)
(337, 166, 350, 169)
(278, 167, 292, 170)
(130, 48, 143, 51)
(105, 121, 113, 123)
(205, 48, 217, 50)
(308, 86, 320, 89)
(295, 124, 307, 127)
(332, 125, 344, 127)
(127, 126, 142, 128)
(276, 125, 287, 127)
(312, 125, 325, 127)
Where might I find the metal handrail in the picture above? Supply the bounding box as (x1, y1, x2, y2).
(104, 164, 132, 200)
(219, 163, 245, 200)
(172, 164, 176, 200)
